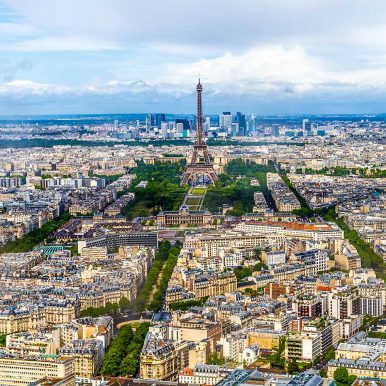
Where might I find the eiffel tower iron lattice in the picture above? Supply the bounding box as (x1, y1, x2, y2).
(181, 80, 218, 185)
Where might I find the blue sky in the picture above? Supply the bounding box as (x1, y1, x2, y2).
(2, 0, 386, 115)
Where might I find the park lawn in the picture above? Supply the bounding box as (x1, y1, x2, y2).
(186, 197, 201, 206)
(190, 187, 206, 195)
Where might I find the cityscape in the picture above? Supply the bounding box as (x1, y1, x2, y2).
(1, 1, 386, 386)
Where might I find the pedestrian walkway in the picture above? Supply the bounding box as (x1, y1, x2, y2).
(182, 185, 207, 210)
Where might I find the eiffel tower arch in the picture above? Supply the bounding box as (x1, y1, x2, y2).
(181, 80, 218, 186)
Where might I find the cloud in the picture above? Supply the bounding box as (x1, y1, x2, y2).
(159, 46, 326, 89)
(3, 0, 386, 52)
(0, 58, 33, 82)
(0, 79, 68, 94)
(1, 69, 386, 116)
(2, 0, 386, 113)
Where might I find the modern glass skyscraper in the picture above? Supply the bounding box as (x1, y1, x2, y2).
(247, 113, 256, 135)
(236, 112, 246, 136)
(155, 113, 166, 127)
(219, 112, 232, 132)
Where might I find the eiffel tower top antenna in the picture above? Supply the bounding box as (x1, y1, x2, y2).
(196, 78, 204, 145)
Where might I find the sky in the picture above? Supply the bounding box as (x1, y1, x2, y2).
(2, 0, 386, 115)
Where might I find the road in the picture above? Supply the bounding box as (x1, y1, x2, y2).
(112, 311, 153, 335)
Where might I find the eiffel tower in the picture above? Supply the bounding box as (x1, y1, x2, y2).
(181, 80, 218, 185)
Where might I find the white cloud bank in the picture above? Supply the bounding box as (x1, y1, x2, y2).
(2, 0, 386, 113)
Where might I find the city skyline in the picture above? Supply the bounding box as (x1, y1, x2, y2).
(2, 1, 386, 114)
(1, 2, 386, 385)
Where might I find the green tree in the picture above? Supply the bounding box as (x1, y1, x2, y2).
(118, 322, 150, 377)
(100, 325, 134, 376)
(203, 160, 277, 214)
(169, 297, 208, 311)
(287, 358, 300, 374)
(333, 367, 356, 386)
(148, 244, 181, 312)
(267, 336, 286, 369)
(207, 353, 224, 365)
(120, 162, 188, 218)
(325, 346, 335, 361)
(0, 211, 72, 253)
(319, 369, 327, 378)
(119, 296, 131, 311)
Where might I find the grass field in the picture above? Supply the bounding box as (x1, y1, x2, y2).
(190, 187, 206, 195)
(186, 197, 202, 206)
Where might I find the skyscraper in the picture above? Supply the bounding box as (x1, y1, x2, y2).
(176, 118, 190, 138)
(235, 112, 246, 136)
(155, 113, 166, 128)
(145, 113, 151, 132)
(204, 117, 210, 134)
(247, 113, 256, 135)
(160, 121, 168, 138)
(176, 123, 184, 136)
(231, 123, 238, 137)
(176, 119, 190, 132)
(302, 119, 312, 135)
(272, 125, 280, 137)
(219, 112, 232, 132)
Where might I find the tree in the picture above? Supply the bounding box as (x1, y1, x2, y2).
(325, 346, 335, 361)
(287, 358, 299, 374)
(254, 248, 262, 259)
(169, 298, 207, 311)
(267, 336, 286, 369)
(0, 211, 72, 254)
(334, 368, 349, 384)
(312, 355, 322, 366)
(319, 369, 327, 378)
(119, 297, 131, 311)
(207, 353, 224, 365)
(147, 244, 181, 312)
(333, 367, 356, 386)
(119, 350, 140, 376)
(100, 325, 134, 376)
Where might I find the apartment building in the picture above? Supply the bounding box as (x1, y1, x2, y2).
(179, 364, 224, 385)
(59, 339, 104, 379)
(286, 318, 341, 362)
(0, 354, 75, 386)
(140, 335, 189, 381)
(235, 220, 344, 241)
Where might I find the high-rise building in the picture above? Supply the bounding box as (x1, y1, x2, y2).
(204, 117, 211, 134)
(176, 119, 190, 131)
(155, 113, 166, 128)
(231, 123, 238, 137)
(272, 125, 280, 137)
(328, 290, 360, 319)
(130, 127, 140, 140)
(160, 122, 168, 139)
(219, 112, 232, 132)
(235, 112, 246, 136)
(302, 119, 312, 134)
(146, 113, 152, 131)
(176, 119, 190, 138)
(176, 123, 184, 135)
(247, 113, 256, 135)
